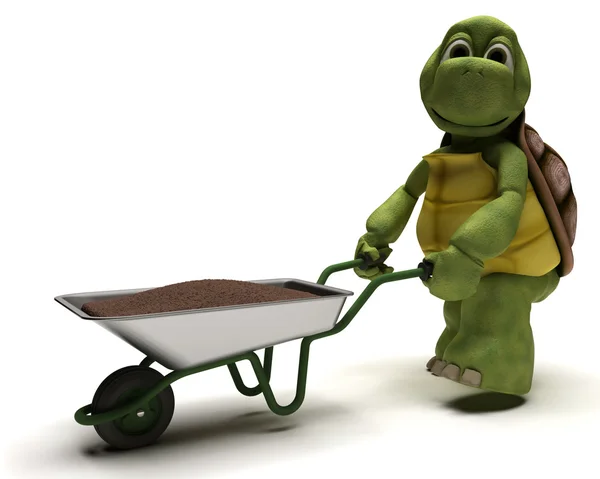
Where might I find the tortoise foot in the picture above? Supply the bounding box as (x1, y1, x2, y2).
(441, 335, 532, 395)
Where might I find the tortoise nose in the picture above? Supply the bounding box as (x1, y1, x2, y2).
(462, 68, 484, 77)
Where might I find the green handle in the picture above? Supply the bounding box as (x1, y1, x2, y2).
(326, 266, 424, 335)
(317, 256, 432, 286)
(317, 258, 364, 285)
(316, 255, 433, 335)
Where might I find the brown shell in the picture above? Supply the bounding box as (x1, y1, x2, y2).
(439, 110, 576, 276)
(514, 112, 576, 276)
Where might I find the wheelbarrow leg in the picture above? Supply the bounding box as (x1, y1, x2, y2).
(245, 337, 312, 416)
(139, 356, 155, 368)
(228, 347, 274, 397)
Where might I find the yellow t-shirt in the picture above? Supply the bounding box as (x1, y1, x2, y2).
(416, 152, 560, 277)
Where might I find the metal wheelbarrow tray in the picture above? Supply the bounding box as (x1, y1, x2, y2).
(55, 279, 354, 370)
(54, 257, 432, 450)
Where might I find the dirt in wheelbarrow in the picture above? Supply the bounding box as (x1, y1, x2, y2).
(81, 279, 319, 317)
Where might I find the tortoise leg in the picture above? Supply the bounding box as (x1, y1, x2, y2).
(439, 270, 559, 395)
(428, 300, 461, 375)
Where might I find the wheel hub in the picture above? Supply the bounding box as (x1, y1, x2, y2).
(114, 388, 162, 435)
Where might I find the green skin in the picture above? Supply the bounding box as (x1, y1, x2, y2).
(354, 16, 560, 395)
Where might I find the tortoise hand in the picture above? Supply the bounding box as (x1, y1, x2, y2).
(353, 238, 394, 280)
(423, 245, 483, 301)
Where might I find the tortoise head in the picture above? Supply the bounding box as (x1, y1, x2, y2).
(420, 16, 530, 137)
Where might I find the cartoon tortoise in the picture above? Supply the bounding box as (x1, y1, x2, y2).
(354, 15, 576, 395)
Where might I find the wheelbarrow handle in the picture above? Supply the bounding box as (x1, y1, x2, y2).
(317, 256, 434, 285)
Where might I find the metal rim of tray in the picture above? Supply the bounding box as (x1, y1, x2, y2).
(55, 278, 354, 321)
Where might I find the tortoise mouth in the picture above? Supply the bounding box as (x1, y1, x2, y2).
(432, 109, 508, 127)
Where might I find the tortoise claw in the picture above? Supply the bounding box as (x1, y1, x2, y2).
(460, 368, 482, 388)
(426, 356, 438, 371)
(430, 360, 447, 376)
(440, 364, 460, 381)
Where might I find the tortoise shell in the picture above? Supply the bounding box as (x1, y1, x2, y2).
(514, 111, 576, 276)
(439, 110, 576, 276)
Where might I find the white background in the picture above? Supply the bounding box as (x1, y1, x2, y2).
(2, 1, 598, 478)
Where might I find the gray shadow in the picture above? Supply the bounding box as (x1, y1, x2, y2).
(80, 408, 304, 458)
(326, 356, 466, 407)
(330, 355, 600, 416)
(7, 356, 600, 478)
(444, 392, 526, 413)
(6, 395, 363, 477)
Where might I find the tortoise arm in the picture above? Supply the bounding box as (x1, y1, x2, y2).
(360, 160, 428, 247)
(448, 141, 528, 263)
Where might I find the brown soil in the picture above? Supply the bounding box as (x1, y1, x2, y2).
(81, 279, 318, 318)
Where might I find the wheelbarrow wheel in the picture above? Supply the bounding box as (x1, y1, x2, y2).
(91, 366, 175, 450)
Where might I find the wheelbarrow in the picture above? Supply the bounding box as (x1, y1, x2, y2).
(54, 255, 434, 450)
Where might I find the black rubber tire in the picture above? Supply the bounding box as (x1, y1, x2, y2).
(91, 366, 175, 450)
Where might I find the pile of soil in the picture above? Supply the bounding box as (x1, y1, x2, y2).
(81, 279, 318, 318)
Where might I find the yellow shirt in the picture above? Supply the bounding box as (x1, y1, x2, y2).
(416, 152, 560, 277)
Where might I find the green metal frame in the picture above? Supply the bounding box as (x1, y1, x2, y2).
(74, 259, 424, 426)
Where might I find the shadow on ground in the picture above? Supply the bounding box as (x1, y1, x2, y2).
(7, 395, 367, 477)
(81, 402, 345, 458)
(330, 355, 598, 415)
(444, 392, 526, 413)
(7, 356, 599, 478)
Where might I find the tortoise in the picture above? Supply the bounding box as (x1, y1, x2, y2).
(353, 15, 576, 396)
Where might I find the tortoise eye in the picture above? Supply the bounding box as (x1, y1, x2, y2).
(484, 43, 514, 72)
(441, 39, 473, 63)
